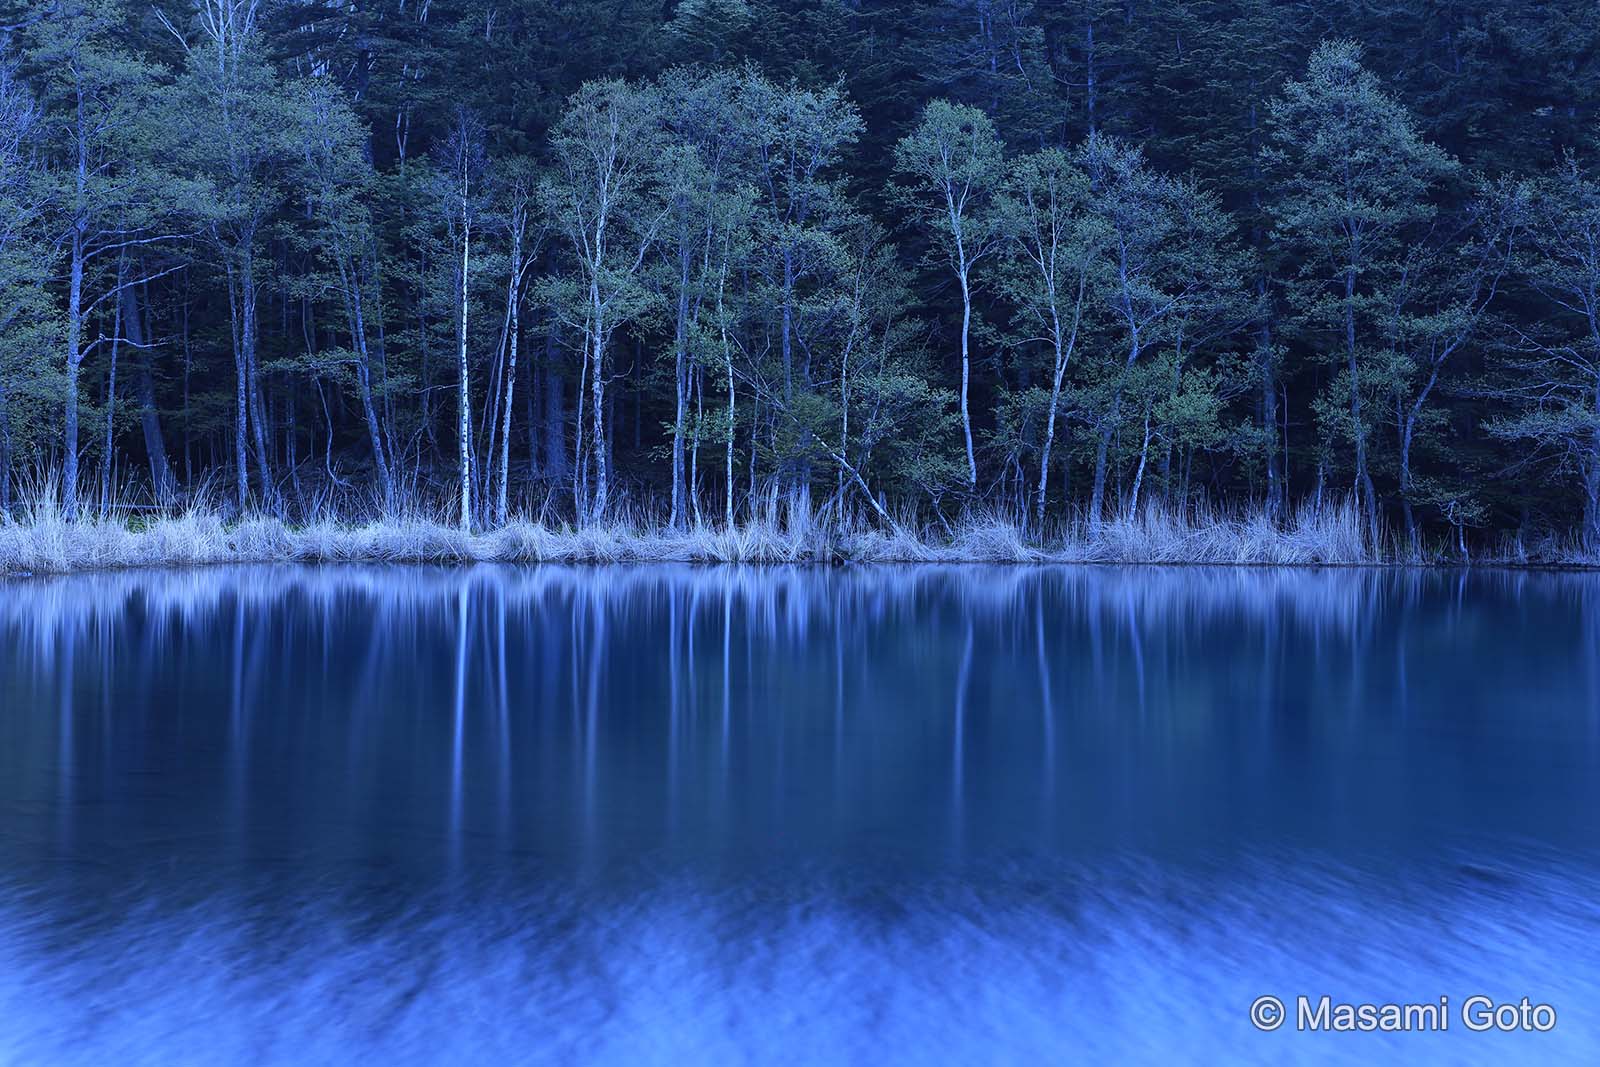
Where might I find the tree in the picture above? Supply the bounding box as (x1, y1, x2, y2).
(488, 158, 540, 527)
(438, 107, 487, 530)
(24, 0, 177, 519)
(1382, 183, 1521, 552)
(0, 52, 52, 514)
(1268, 41, 1454, 532)
(543, 79, 665, 521)
(1078, 134, 1241, 527)
(893, 99, 1005, 489)
(653, 67, 749, 528)
(293, 76, 398, 512)
(743, 72, 863, 491)
(1486, 160, 1600, 550)
(165, 0, 308, 514)
(996, 146, 1101, 523)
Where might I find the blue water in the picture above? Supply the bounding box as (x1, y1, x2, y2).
(1, 565, 1597, 1064)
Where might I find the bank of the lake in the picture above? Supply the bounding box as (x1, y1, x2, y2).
(5, 497, 1594, 577)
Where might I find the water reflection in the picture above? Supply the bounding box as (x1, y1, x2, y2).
(1, 564, 1598, 1064)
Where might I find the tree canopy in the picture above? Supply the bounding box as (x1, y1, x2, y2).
(2, 1, 1599, 552)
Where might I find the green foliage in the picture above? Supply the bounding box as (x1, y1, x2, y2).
(1, 1, 1599, 548)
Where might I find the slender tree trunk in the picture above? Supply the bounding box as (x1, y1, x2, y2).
(1128, 410, 1152, 516)
(1258, 279, 1283, 520)
(342, 267, 395, 511)
(1587, 371, 1600, 551)
(691, 364, 704, 526)
(1089, 331, 1140, 531)
(240, 249, 277, 513)
(670, 256, 691, 528)
(457, 212, 472, 531)
(224, 263, 249, 511)
(102, 268, 123, 511)
(0, 380, 11, 517)
(589, 288, 609, 520)
(1035, 274, 1086, 526)
(1399, 405, 1419, 556)
(495, 213, 525, 526)
(0, 370, 11, 515)
(574, 339, 589, 518)
(718, 266, 736, 528)
(1344, 268, 1377, 534)
(958, 268, 977, 488)
(127, 284, 175, 502)
(1088, 420, 1113, 530)
(64, 230, 85, 520)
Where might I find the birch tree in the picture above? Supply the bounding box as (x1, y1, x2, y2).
(997, 147, 1102, 524)
(893, 100, 1005, 490)
(544, 80, 665, 522)
(654, 68, 746, 528)
(439, 108, 487, 530)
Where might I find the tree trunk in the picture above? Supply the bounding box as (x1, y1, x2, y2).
(1344, 269, 1377, 535)
(544, 367, 568, 484)
(1258, 278, 1283, 520)
(102, 257, 125, 510)
(1035, 274, 1085, 527)
(343, 267, 395, 512)
(0, 371, 11, 515)
(495, 217, 524, 527)
(64, 230, 85, 520)
(240, 250, 277, 513)
(690, 364, 704, 526)
(1088, 419, 1113, 531)
(958, 269, 977, 488)
(670, 257, 691, 528)
(1587, 373, 1600, 552)
(1128, 410, 1152, 516)
(589, 289, 609, 520)
(1399, 409, 1419, 557)
(128, 283, 175, 502)
(457, 214, 472, 531)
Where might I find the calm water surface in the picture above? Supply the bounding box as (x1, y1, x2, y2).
(1, 565, 1598, 1064)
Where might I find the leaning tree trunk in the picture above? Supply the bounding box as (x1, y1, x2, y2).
(495, 217, 524, 527)
(129, 281, 176, 502)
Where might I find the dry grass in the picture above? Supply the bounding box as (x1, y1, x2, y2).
(0, 480, 1414, 576)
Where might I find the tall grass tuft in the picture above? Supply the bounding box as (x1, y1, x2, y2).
(0, 476, 1579, 576)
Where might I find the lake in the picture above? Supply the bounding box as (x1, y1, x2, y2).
(1, 565, 1597, 1064)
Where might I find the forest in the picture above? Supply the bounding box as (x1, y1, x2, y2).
(3, 0, 1600, 559)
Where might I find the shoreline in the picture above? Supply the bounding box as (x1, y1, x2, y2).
(4, 508, 1594, 577)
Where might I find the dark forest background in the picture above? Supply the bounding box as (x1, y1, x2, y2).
(3, 1, 1600, 553)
